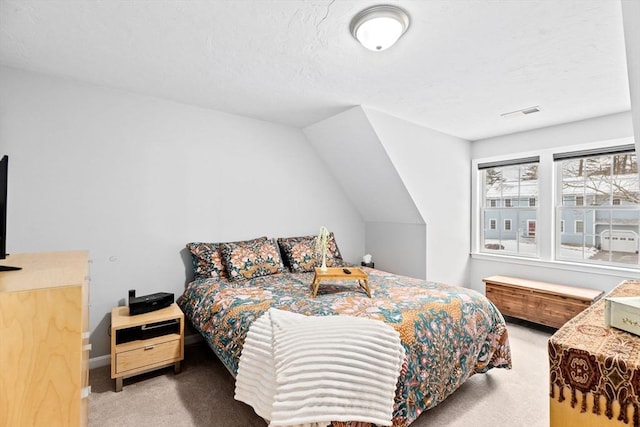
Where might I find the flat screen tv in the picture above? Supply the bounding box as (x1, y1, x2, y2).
(0, 155, 21, 271)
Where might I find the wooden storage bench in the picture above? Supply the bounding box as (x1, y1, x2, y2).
(482, 275, 604, 328)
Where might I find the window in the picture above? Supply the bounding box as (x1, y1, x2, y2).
(556, 146, 639, 267)
(479, 157, 539, 256)
(475, 142, 640, 270)
(527, 220, 536, 237)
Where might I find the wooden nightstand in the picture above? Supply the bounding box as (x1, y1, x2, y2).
(110, 303, 184, 392)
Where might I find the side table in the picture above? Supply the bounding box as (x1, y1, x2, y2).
(110, 303, 184, 392)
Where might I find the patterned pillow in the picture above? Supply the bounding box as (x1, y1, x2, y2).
(220, 237, 285, 281)
(277, 232, 344, 273)
(186, 242, 228, 280)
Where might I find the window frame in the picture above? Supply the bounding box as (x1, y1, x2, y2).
(478, 157, 539, 257)
(471, 137, 640, 276)
(555, 146, 640, 268)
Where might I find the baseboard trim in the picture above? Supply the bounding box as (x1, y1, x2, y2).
(90, 354, 111, 369)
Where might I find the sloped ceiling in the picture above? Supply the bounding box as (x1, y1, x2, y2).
(304, 106, 423, 225)
(0, 0, 631, 141)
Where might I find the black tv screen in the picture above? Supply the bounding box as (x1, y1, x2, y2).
(0, 155, 21, 271)
(0, 155, 8, 260)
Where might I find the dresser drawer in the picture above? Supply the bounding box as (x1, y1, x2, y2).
(115, 338, 181, 374)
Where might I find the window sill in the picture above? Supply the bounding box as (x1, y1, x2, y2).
(470, 252, 640, 279)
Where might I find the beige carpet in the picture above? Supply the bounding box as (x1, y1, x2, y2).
(89, 320, 553, 427)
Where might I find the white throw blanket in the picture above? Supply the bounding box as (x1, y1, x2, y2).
(234, 308, 406, 427)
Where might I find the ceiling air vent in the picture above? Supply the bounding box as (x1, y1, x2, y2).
(521, 106, 540, 114)
(500, 106, 541, 118)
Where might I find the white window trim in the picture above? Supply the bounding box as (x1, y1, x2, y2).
(489, 218, 497, 230)
(574, 220, 584, 234)
(471, 136, 640, 276)
(504, 219, 512, 231)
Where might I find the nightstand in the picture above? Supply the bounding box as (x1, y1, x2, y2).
(110, 303, 184, 392)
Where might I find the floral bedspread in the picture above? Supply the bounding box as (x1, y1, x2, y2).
(177, 268, 512, 426)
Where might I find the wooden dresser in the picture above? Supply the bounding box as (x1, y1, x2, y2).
(0, 251, 90, 427)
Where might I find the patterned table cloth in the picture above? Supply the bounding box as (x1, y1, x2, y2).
(549, 280, 640, 427)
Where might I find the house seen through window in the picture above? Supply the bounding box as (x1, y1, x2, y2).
(477, 144, 640, 269)
(556, 147, 640, 267)
(480, 157, 539, 256)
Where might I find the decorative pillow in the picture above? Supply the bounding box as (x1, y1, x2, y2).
(186, 242, 227, 280)
(277, 232, 344, 273)
(220, 237, 285, 281)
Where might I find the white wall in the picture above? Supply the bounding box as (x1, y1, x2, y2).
(303, 107, 423, 224)
(0, 66, 364, 358)
(303, 107, 426, 279)
(365, 222, 426, 280)
(469, 111, 637, 294)
(471, 112, 633, 157)
(364, 108, 472, 286)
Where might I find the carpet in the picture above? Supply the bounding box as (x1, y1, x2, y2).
(89, 319, 552, 427)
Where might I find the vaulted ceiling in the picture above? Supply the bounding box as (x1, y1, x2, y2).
(0, 0, 632, 140)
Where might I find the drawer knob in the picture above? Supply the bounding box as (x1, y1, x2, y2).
(144, 345, 155, 351)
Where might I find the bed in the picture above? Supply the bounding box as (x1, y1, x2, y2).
(177, 235, 512, 426)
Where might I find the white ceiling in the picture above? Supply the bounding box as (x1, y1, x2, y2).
(0, 0, 632, 141)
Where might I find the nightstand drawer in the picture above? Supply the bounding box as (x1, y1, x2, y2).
(115, 338, 181, 374)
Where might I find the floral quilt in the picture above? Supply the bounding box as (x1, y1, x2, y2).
(177, 268, 512, 426)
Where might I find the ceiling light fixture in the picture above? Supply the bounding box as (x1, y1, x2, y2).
(350, 5, 410, 52)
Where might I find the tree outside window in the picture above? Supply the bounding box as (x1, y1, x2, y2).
(557, 150, 640, 266)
